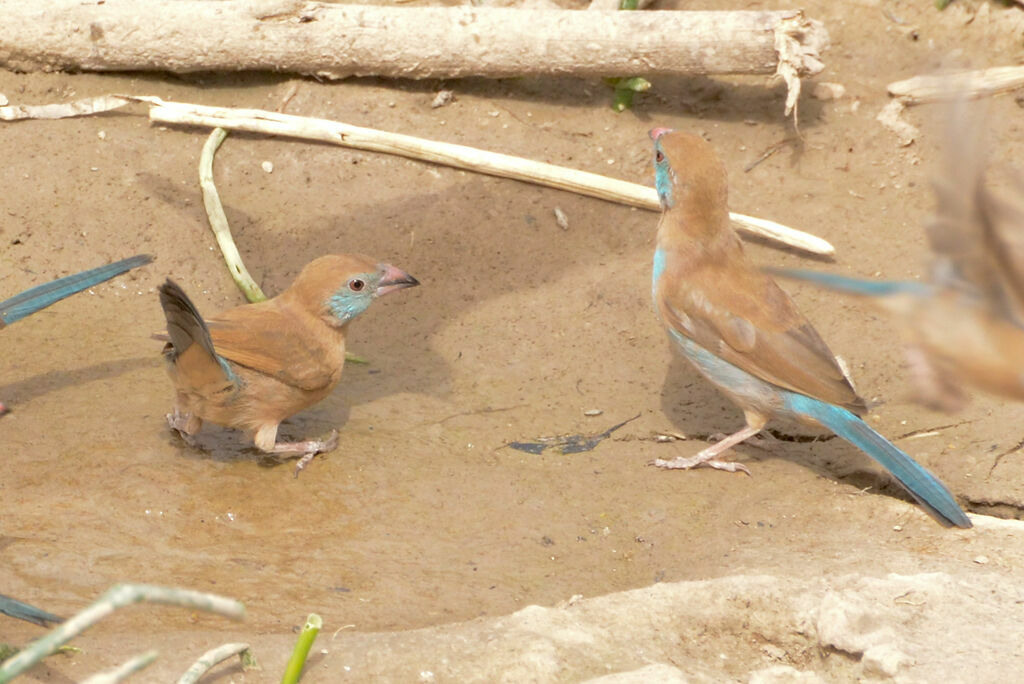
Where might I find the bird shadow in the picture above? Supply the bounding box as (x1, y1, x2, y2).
(0, 357, 157, 407)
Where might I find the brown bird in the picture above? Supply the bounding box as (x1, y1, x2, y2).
(771, 101, 1024, 412)
(158, 254, 419, 473)
(648, 128, 969, 528)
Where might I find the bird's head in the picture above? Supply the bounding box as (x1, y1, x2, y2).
(286, 254, 420, 328)
(649, 128, 729, 217)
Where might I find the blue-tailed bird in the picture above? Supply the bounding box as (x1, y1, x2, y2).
(1, 253, 153, 414)
(158, 254, 419, 474)
(647, 128, 970, 528)
(769, 104, 1024, 413)
(0, 593, 62, 627)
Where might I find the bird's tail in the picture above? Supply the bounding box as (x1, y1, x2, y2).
(765, 268, 929, 298)
(786, 393, 971, 528)
(0, 593, 63, 627)
(158, 279, 235, 386)
(0, 254, 153, 327)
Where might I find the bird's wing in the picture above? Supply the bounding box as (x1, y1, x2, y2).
(206, 304, 339, 392)
(659, 260, 866, 414)
(927, 101, 1024, 324)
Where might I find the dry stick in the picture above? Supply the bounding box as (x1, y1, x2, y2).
(0, 583, 245, 682)
(878, 66, 1024, 146)
(0, 3, 828, 119)
(888, 66, 1024, 104)
(80, 650, 159, 684)
(0, 3, 827, 82)
(142, 98, 834, 256)
(0, 94, 834, 254)
(176, 643, 257, 684)
(199, 128, 268, 302)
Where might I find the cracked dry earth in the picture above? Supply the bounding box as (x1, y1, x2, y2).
(3, 0, 1024, 681)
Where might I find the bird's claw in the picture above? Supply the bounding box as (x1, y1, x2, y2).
(166, 411, 198, 447)
(649, 456, 751, 475)
(291, 429, 340, 478)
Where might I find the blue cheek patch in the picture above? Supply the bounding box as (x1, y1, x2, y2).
(327, 291, 372, 323)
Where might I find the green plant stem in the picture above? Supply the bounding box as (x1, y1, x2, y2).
(280, 614, 322, 684)
(199, 128, 268, 303)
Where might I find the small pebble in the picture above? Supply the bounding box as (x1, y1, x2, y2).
(974, 555, 989, 565)
(554, 207, 569, 231)
(812, 82, 846, 101)
(431, 90, 454, 108)
(583, 408, 602, 417)
(97, 130, 107, 140)
(261, 161, 274, 173)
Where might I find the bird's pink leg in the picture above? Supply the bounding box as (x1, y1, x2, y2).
(258, 426, 339, 477)
(652, 413, 768, 474)
(652, 424, 759, 474)
(166, 409, 201, 447)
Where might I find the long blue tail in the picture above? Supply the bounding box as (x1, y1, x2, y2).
(786, 393, 971, 528)
(764, 268, 931, 298)
(0, 254, 153, 327)
(0, 593, 63, 627)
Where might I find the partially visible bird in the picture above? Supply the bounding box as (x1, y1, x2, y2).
(769, 103, 1024, 412)
(0, 593, 62, 627)
(647, 128, 970, 528)
(1, 253, 154, 415)
(158, 254, 419, 473)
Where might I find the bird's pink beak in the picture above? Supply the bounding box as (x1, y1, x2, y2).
(376, 263, 420, 297)
(649, 127, 673, 141)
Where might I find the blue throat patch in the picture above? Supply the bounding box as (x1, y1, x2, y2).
(654, 158, 674, 208)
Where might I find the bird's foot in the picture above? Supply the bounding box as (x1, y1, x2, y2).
(0, 401, 8, 417)
(650, 423, 762, 475)
(269, 430, 340, 477)
(166, 410, 199, 447)
(650, 453, 751, 474)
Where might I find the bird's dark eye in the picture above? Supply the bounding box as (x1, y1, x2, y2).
(655, 150, 665, 163)
(349, 278, 365, 292)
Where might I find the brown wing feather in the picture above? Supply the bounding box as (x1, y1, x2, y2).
(206, 303, 339, 392)
(659, 258, 866, 414)
(927, 102, 1024, 324)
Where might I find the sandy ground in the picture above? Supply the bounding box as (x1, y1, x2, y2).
(2, 0, 1024, 681)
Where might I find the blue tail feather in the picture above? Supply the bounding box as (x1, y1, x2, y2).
(765, 268, 931, 298)
(0, 593, 63, 627)
(0, 254, 153, 326)
(786, 394, 971, 528)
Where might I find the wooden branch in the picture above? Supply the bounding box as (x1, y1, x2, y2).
(887, 66, 1024, 105)
(141, 98, 835, 255)
(878, 66, 1024, 145)
(0, 1, 827, 81)
(0, 94, 835, 255)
